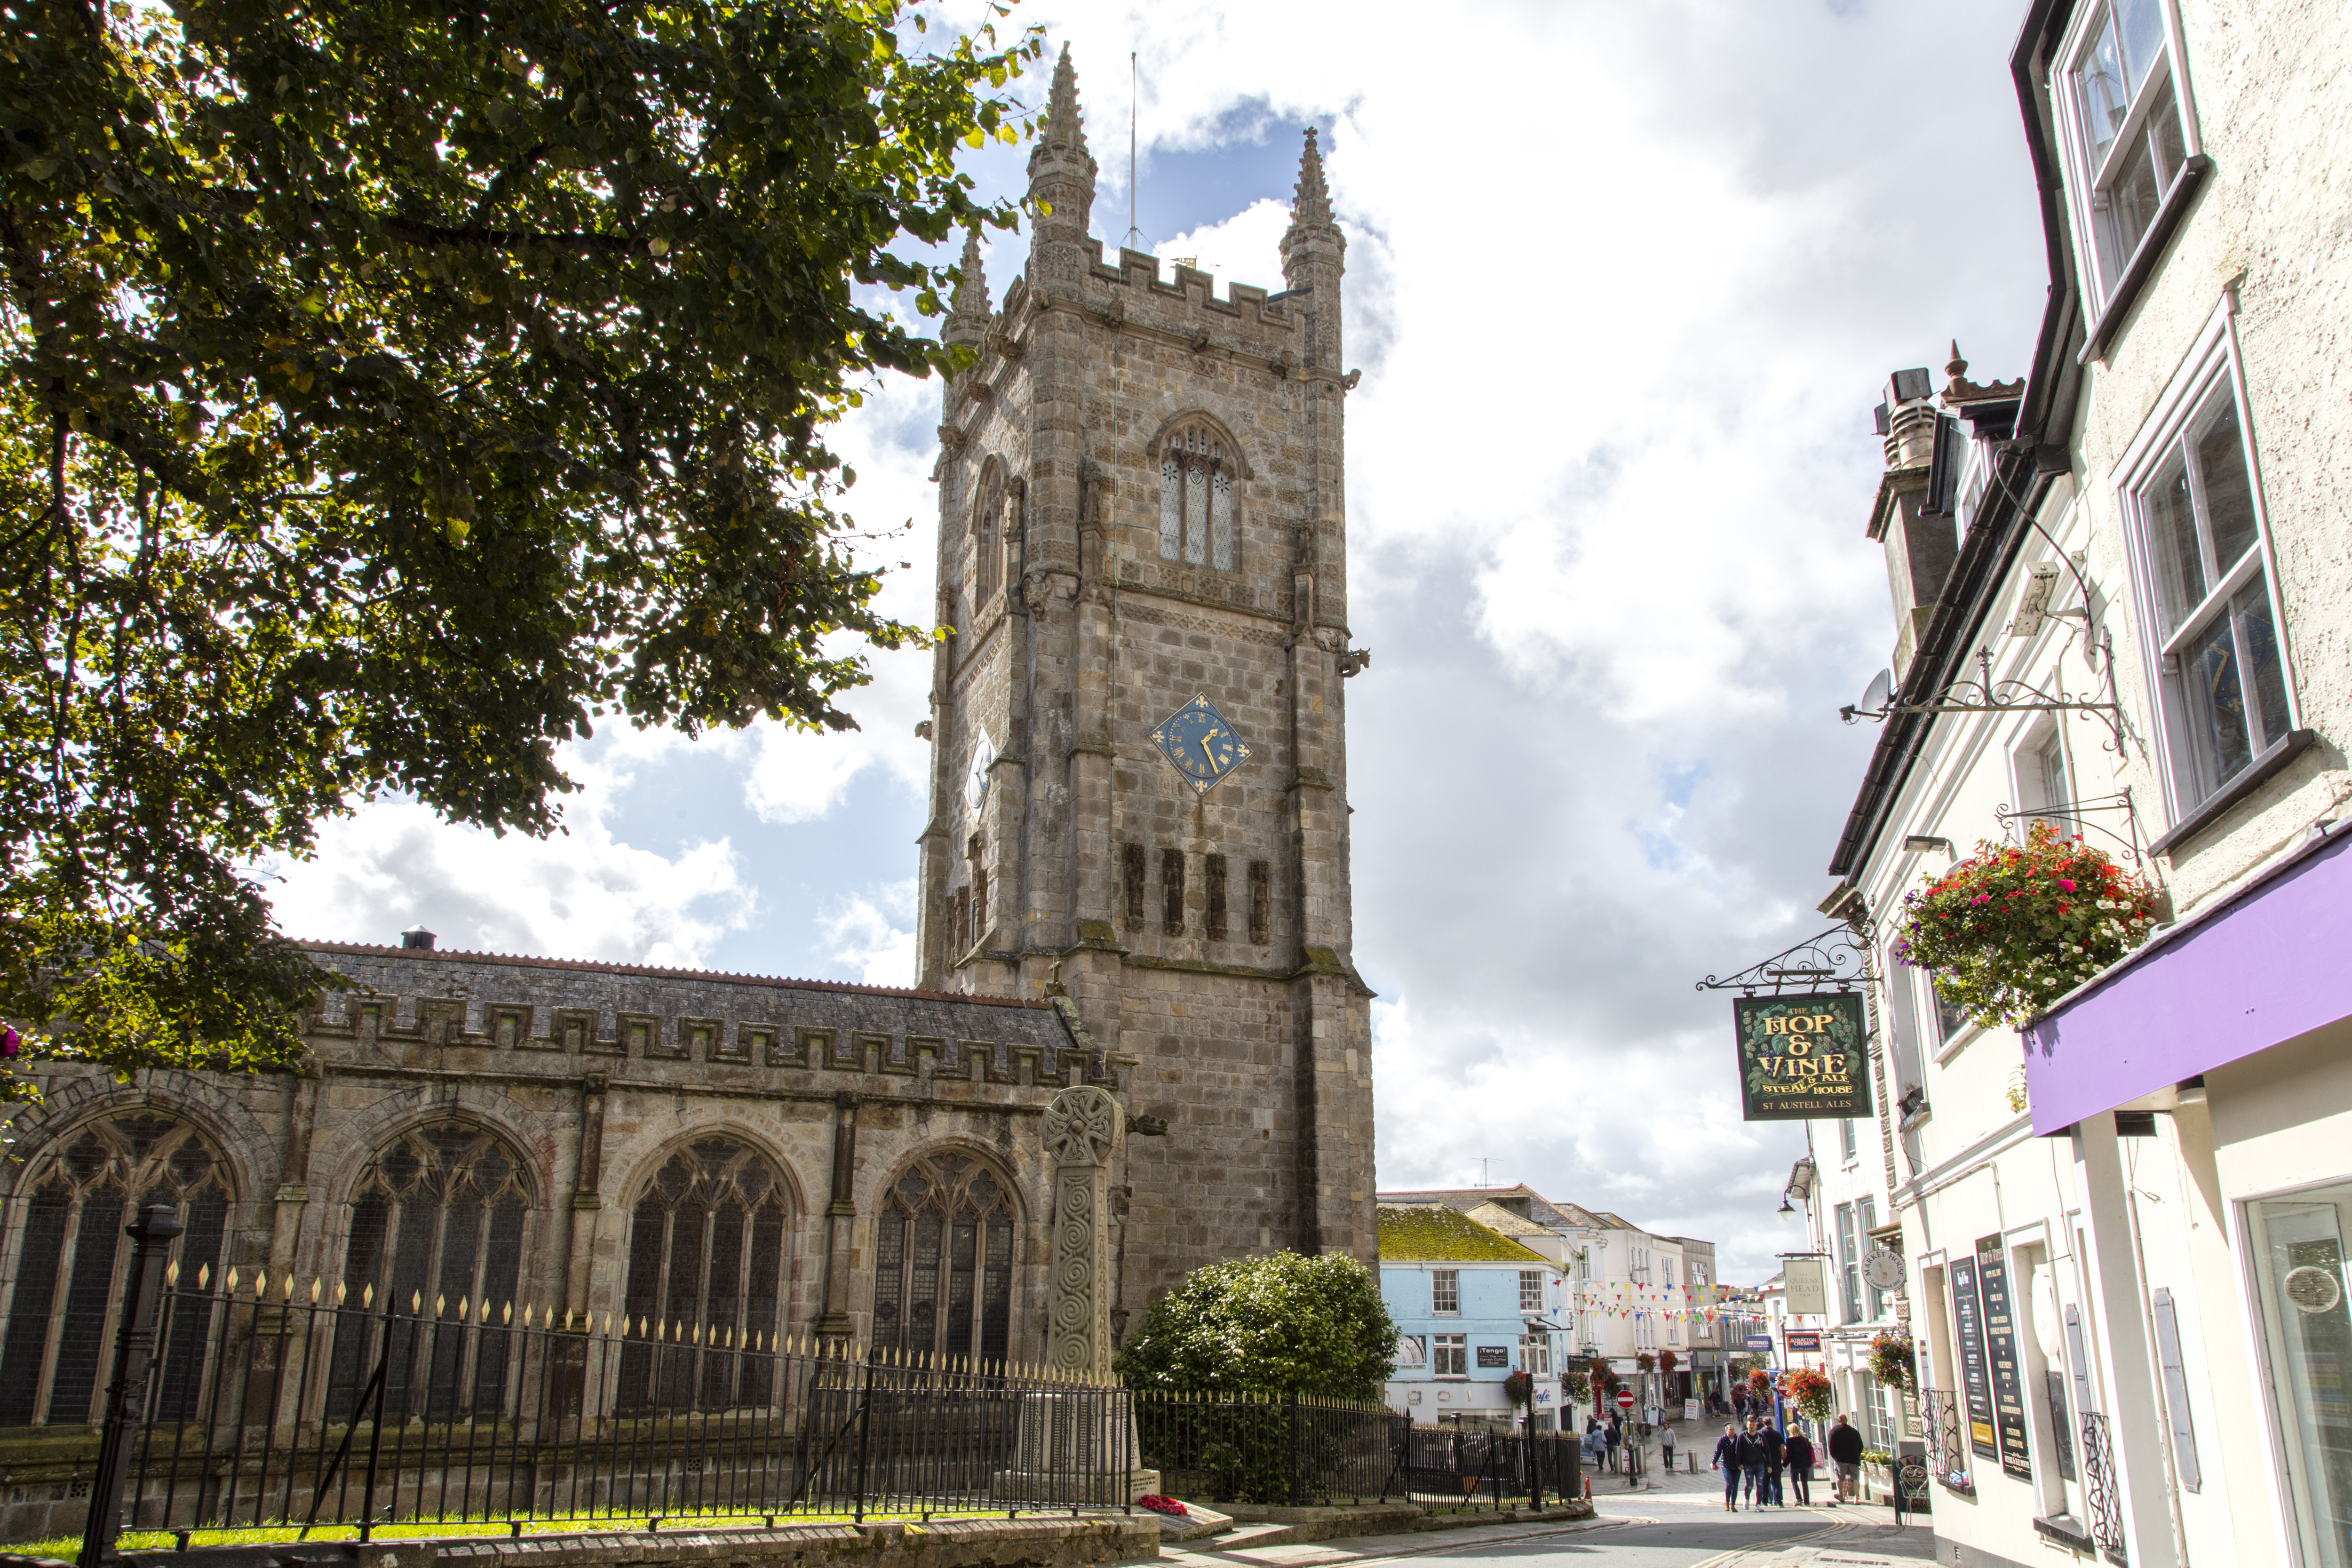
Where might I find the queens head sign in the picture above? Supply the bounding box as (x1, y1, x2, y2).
(1732, 992, 1870, 1121)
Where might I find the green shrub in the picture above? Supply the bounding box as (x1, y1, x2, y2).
(1115, 1251, 1395, 1399)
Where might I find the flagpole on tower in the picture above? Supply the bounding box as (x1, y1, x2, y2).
(1124, 52, 1144, 252)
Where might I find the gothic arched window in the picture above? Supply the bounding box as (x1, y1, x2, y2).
(974, 465, 1004, 605)
(1159, 425, 1235, 571)
(0, 1113, 232, 1426)
(872, 1152, 1016, 1366)
(332, 1122, 533, 1416)
(620, 1139, 791, 1409)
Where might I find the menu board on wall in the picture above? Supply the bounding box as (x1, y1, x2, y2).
(1947, 1255, 1998, 1460)
(1977, 1253, 2035, 1480)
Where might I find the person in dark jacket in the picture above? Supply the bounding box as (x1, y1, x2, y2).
(1710, 1424, 1744, 1512)
(1827, 1414, 1866, 1502)
(1756, 1421, 1786, 1505)
(1740, 1421, 1770, 1509)
(1784, 1426, 1816, 1505)
(1605, 1414, 1622, 1473)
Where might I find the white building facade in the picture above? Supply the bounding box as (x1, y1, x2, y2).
(1804, 4, 2352, 1566)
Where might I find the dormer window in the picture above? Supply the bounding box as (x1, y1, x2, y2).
(1159, 425, 1235, 570)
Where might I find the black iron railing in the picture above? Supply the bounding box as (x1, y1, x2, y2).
(94, 1272, 1140, 1542)
(1920, 1389, 1974, 1496)
(1130, 1398, 1578, 1510)
(2081, 1411, 2127, 1566)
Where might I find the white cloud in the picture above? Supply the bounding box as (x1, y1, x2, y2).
(819, 880, 920, 987)
(267, 739, 753, 969)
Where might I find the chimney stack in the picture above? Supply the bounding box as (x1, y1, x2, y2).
(399, 925, 437, 951)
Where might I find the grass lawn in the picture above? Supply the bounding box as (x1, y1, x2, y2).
(10, 1508, 1026, 1559)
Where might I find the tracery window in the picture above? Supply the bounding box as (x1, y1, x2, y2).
(0, 1113, 232, 1426)
(872, 1152, 1016, 1366)
(1159, 426, 1235, 570)
(331, 1122, 533, 1417)
(974, 465, 1004, 605)
(620, 1139, 791, 1409)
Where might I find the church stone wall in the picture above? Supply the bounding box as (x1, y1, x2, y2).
(0, 942, 1124, 1362)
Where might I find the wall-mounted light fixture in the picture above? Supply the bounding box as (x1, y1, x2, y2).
(1902, 834, 1955, 859)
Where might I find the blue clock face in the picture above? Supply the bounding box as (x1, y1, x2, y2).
(1152, 695, 1251, 794)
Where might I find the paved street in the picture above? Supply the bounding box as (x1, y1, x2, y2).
(1160, 1449, 1937, 1568)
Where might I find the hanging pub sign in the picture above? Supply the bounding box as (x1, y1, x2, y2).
(1732, 992, 1872, 1121)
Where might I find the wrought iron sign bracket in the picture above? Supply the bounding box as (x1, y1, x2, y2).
(1994, 788, 2146, 866)
(1695, 923, 1876, 996)
(1846, 648, 2127, 754)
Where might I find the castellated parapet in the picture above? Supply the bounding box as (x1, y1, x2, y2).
(919, 45, 1376, 1320)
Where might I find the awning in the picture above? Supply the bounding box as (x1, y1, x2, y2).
(2023, 824, 2352, 1135)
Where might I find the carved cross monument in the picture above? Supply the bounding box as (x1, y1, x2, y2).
(1042, 1084, 1123, 1382)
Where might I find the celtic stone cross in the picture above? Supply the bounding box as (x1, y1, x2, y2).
(1042, 1084, 1123, 1382)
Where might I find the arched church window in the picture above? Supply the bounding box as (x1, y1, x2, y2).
(0, 1113, 232, 1426)
(1159, 426, 1235, 571)
(331, 1122, 533, 1417)
(872, 1152, 1016, 1366)
(619, 1138, 791, 1409)
(974, 465, 1004, 605)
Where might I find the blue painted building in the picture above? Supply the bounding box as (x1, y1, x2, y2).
(1378, 1204, 1568, 1430)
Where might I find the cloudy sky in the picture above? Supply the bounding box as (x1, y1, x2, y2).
(268, 1, 2048, 1285)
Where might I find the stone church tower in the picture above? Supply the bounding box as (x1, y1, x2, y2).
(917, 47, 1376, 1319)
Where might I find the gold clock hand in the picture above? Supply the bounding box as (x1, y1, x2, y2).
(1200, 737, 1219, 770)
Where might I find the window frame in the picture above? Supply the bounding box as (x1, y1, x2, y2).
(1432, 1332, 1468, 1377)
(2051, 0, 2203, 317)
(1430, 1268, 1460, 1316)
(1156, 422, 1240, 572)
(1518, 1270, 1544, 1313)
(2114, 301, 2301, 832)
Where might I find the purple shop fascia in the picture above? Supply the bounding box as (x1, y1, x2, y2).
(2021, 822, 2352, 1136)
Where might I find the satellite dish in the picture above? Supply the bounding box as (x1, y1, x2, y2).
(1841, 669, 1894, 724)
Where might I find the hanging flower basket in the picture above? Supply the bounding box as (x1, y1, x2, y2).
(1560, 1367, 1592, 1406)
(1657, 1349, 1678, 1376)
(1867, 1332, 1916, 1397)
(1891, 822, 2159, 1029)
(1787, 1367, 1833, 1420)
(1635, 1352, 1655, 1373)
(1503, 1370, 1533, 1408)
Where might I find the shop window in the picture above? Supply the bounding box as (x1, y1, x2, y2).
(2249, 1187, 2352, 1566)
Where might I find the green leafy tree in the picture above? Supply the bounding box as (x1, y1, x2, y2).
(1115, 1251, 1396, 1400)
(0, 0, 1041, 1089)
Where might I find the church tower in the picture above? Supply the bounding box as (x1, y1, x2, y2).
(917, 47, 1375, 1318)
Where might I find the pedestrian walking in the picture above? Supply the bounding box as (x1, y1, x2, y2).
(1740, 1421, 1770, 1510)
(1756, 1421, 1786, 1506)
(1605, 1414, 1622, 1474)
(1711, 1424, 1744, 1512)
(1662, 1424, 1677, 1473)
(1785, 1425, 1816, 1505)
(1828, 1414, 1865, 1503)
(1582, 1421, 1606, 1479)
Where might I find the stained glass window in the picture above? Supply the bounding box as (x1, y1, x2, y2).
(0, 1113, 232, 1426)
(619, 1138, 792, 1410)
(872, 1152, 1016, 1367)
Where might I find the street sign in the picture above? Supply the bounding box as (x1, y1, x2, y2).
(1616, 1389, 1636, 1410)
(1786, 1331, 1823, 1353)
(1745, 1334, 1774, 1351)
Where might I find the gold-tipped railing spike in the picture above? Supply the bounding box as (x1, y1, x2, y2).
(198, 1263, 212, 1289)
(166, 1261, 180, 1288)
(435, 1293, 446, 1318)
(225, 1268, 239, 1295)
(363, 1282, 374, 1308)
(254, 1269, 268, 1298)
(412, 1291, 423, 1313)
(283, 1273, 295, 1301)
(336, 1281, 348, 1306)
(504, 1300, 514, 1326)
(603, 1313, 613, 1335)
(311, 1277, 322, 1304)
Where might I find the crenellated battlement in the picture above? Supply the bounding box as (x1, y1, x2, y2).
(298, 942, 1119, 1091)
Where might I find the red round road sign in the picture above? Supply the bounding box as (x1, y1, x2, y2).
(1616, 1389, 1636, 1409)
